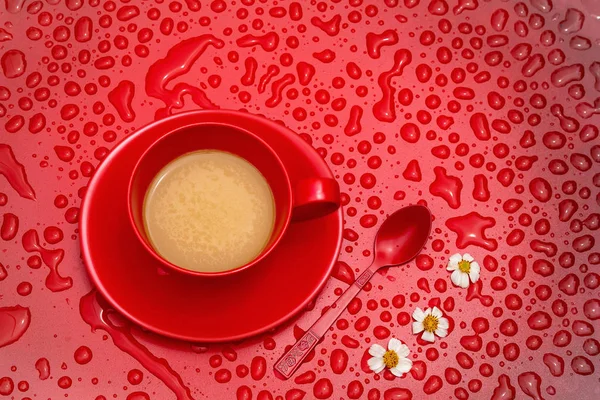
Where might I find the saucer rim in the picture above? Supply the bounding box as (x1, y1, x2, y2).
(80, 110, 343, 342)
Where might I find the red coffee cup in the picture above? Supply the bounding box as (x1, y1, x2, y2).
(128, 121, 340, 277)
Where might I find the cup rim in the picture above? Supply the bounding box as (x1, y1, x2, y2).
(126, 120, 293, 278)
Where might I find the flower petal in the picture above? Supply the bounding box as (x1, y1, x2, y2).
(437, 318, 449, 329)
(397, 358, 413, 373)
(449, 253, 462, 264)
(390, 366, 406, 377)
(447, 254, 461, 271)
(368, 356, 384, 372)
(388, 338, 402, 352)
(412, 307, 425, 322)
(469, 262, 481, 281)
(463, 253, 474, 262)
(436, 318, 450, 337)
(423, 307, 432, 316)
(367, 356, 381, 367)
(459, 272, 470, 288)
(412, 321, 424, 334)
(369, 343, 386, 357)
(374, 364, 386, 373)
(422, 330, 435, 342)
(435, 327, 448, 338)
(397, 343, 410, 358)
(451, 270, 463, 287)
(431, 306, 443, 318)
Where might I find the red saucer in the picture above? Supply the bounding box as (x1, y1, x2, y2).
(80, 111, 343, 342)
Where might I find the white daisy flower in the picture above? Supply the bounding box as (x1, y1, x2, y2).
(412, 306, 449, 343)
(446, 253, 480, 289)
(367, 338, 412, 377)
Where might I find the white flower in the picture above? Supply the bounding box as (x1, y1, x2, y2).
(367, 338, 412, 377)
(412, 306, 449, 343)
(446, 253, 480, 289)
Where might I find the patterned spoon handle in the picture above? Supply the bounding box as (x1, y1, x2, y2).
(274, 265, 377, 379)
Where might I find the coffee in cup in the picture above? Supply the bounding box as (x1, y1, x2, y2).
(143, 150, 276, 273)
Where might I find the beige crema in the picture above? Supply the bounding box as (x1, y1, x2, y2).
(143, 150, 275, 272)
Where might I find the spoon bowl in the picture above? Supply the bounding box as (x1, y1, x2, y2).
(374, 205, 432, 266)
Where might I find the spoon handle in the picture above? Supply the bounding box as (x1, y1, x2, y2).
(274, 265, 377, 379)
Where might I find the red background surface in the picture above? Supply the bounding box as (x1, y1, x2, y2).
(1, 0, 599, 399)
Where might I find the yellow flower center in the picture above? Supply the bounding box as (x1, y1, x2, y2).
(382, 350, 399, 368)
(458, 260, 471, 273)
(423, 315, 439, 333)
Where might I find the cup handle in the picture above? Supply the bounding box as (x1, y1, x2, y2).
(291, 177, 340, 222)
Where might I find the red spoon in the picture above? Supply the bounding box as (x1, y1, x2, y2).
(274, 205, 432, 379)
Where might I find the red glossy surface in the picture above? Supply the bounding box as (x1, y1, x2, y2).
(82, 111, 343, 341)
